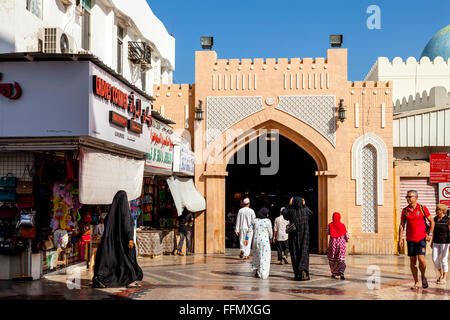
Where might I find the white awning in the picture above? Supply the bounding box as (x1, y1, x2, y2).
(79, 147, 144, 204)
(166, 176, 206, 215)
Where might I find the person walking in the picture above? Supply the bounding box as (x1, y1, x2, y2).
(174, 208, 194, 256)
(327, 212, 350, 280)
(398, 190, 435, 290)
(283, 196, 313, 281)
(244, 207, 273, 279)
(431, 204, 450, 285)
(273, 207, 289, 265)
(235, 198, 256, 260)
(92, 190, 143, 288)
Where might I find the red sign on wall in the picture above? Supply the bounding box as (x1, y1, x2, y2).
(430, 153, 450, 183)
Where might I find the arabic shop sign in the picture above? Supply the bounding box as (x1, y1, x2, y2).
(145, 119, 174, 170)
(173, 144, 195, 176)
(93, 75, 152, 133)
(0, 73, 22, 100)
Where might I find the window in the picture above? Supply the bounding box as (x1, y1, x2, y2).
(361, 144, 378, 233)
(141, 70, 146, 92)
(117, 26, 124, 74)
(80, 0, 91, 50)
(26, 0, 42, 19)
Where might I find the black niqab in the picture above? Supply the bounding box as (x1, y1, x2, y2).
(92, 190, 143, 287)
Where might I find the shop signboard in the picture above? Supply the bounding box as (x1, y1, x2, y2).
(145, 118, 173, 172)
(0, 61, 153, 155)
(430, 153, 450, 183)
(439, 183, 450, 206)
(90, 63, 152, 153)
(173, 144, 195, 176)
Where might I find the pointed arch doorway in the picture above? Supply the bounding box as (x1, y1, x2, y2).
(225, 132, 319, 253)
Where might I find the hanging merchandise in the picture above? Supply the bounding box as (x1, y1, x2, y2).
(0, 173, 18, 188)
(16, 211, 35, 229)
(0, 204, 17, 220)
(16, 194, 34, 209)
(130, 198, 142, 222)
(16, 166, 33, 195)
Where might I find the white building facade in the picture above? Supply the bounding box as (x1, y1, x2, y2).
(0, 0, 175, 95)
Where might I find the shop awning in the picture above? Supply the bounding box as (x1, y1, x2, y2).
(166, 176, 206, 215)
(79, 146, 144, 204)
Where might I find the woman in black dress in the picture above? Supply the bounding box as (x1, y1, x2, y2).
(283, 196, 314, 281)
(92, 190, 143, 288)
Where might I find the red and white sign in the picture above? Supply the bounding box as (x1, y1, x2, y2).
(430, 153, 450, 183)
(439, 183, 450, 206)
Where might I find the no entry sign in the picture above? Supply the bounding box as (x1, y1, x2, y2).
(440, 183, 450, 206)
(430, 153, 450, 183)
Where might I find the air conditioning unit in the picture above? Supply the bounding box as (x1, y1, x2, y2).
(43, 28, 75, 54)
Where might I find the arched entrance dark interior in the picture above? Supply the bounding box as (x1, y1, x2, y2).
(225, 133, 319, 253)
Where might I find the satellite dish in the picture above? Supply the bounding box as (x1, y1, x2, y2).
(60, 33, 69, 53)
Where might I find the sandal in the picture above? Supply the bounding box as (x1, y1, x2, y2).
(422, 277, 428, 289)
(126, 282, 142, 288)
(439, 279, 447, 285)
(410, 284, 420, 290)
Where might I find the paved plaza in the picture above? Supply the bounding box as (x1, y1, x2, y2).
(0, 249, 449, 300)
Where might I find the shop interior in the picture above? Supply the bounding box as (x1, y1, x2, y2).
(225, 134, 319, 253)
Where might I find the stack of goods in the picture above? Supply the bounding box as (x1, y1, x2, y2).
(142, 178, 154, 224)
(0, 171, 36, 255)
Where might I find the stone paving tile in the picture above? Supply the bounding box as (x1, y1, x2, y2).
(0, 249, 448, 300)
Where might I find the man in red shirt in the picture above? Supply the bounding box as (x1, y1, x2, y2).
(398, 190, 435, 290)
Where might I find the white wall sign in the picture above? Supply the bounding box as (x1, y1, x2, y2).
(173, 144, 195, 176)
(145, 118, 173, 171)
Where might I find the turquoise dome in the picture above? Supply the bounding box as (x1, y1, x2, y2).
(421, 25, 450, 61)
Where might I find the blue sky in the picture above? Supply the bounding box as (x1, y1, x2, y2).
(147, 0, 449, 84)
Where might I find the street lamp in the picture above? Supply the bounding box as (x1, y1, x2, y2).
(200, 36, 214, 50)
(330, 34, 343, 48)
(195, 100, 204, 121)
(338, 98, 346, 123)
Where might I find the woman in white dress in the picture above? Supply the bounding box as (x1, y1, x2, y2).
(244, 207, 273, 279)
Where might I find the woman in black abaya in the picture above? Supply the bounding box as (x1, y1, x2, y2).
(283, 196, 314, 281)
(92, 190, 143, 288)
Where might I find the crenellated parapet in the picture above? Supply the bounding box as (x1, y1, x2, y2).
(365, 56, 450, 104)
(195, 49, 348, 93)
(153, 83, 194, 99)
(394, 86, 450, 114)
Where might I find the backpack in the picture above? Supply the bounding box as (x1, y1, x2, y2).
(403, 205, 430, 233)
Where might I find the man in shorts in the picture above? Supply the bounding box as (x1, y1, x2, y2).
(398, 190, 435, 290)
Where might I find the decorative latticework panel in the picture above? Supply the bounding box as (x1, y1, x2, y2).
(361, 145, 378, 233)
(206, 96, 264, 146)
(277, 95, 336, 146)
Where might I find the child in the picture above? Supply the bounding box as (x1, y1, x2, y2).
(327, 212, 350, 280)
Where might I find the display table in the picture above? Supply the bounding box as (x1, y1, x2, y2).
(136, 229, 181, 257)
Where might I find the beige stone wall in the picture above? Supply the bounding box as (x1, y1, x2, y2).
(151, 49, 396, 255)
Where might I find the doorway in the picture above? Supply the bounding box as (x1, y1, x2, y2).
(225, 133, 319, 253)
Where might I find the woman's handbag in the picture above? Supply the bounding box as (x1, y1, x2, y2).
(16, 166, 33, 194)
(0, 187, 16, 201)
(44, 236, 54, 250)
(16, 194, 34, 209)
(0, 205, 17, 220)
(16, 211, 35, 228)
(16, 181, 33, 194)
(0, 173, 17, 188)
(286, 222, 297, 233)
(19, 226, 36, 239)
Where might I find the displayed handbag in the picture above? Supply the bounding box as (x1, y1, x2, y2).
(286, 222, 297, 233)
(0, 221, 14, 237)
(0, 173, 17, 188)
(19, 226, 36, 239)
(0, 205, 17, 220)
(0, 187, 16, 201)
(54, 160, 67, 181)
(16, 181, 33, 194)
(16, 211, 35, 228)
(16, 194, 34, 209)
(16, 166, 33, 194)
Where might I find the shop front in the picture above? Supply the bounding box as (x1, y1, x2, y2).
(0, 53, 153, 279)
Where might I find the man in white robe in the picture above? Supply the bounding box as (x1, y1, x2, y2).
(235, 198, 256, 259)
